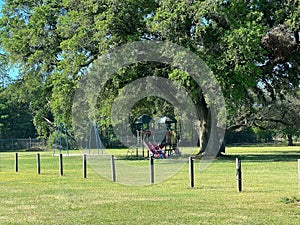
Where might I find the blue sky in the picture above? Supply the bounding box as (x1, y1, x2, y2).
(0, 0, 3, 18)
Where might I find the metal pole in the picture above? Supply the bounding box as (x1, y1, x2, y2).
(142, 128, 144, 158)
(83, 154, 87, 178)
(150, 156, 154, 184)
(136, 129, 139, 157)
(37, 153, 41, 174)
(236, 158, 242, 192)
(189, 157, 194, 188)
(111, 155, 116, 182)
(15, 152, 18, 173)
(59, 153, 63, 176)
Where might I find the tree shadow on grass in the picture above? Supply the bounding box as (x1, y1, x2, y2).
(218, 152, 300, 162)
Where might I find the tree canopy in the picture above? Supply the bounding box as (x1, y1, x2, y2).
(0, 0, 299, 150)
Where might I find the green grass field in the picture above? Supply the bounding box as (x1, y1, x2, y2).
(0, 146, 300, 224)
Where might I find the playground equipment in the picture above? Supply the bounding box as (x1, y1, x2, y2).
(53, 122, 69, 156)
(88, 122, 103, 155)
(143, 131, 166, 159)
(157, 116, 180, 156)
(134, 114, 153, 157)
(134, 114, 180, 158)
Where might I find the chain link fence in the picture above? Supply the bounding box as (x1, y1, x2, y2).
(0, 138, 46, 151)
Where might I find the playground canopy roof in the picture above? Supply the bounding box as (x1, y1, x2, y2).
(134, 114, 153, 125)
(157, 116, 177, 124)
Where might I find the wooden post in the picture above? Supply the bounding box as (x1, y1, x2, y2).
(141, 129, 144, 158)
(189, 157, 194, 188)
(236, 157, 242, 192)
(111, 155, 116, 182)
(136, 129, 139, 157)
(83, 154, 87, 178)
(36, 153, 41, 174)
(298, 159, 300, 193)
(59, 153, 63, 176)
(150, 156, 154, 184)
(15, 153, 18, 173)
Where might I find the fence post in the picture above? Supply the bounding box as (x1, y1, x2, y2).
(189, 157, 194, 188)
(236, 157, 242, 192)
(37, 153, 41, 174)
(83, 154, 87, 178)
(150, 156, 154, 184)
(15, 153, 18, 172)
(298, 159, 300, 193)
(111, 155, 116, 182)
(59, 153, 63, 176)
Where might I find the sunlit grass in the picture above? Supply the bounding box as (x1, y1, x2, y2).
(0, 146, 300, 224)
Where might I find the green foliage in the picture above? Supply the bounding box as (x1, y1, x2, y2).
(46, 130, 67, 149)
(0, 82, 37, 138)
(253, 127, 274, 143)
(16, 74, 53, 139)
(226, 127, 273, 144)
(0, 53, 10, 88)
(225, 127, 256, 144)
(50, 73, 76, 127)
(0, 0, 299, 150)
(0, 88, 8, 133)
(151, 0, 299, 113)
(0, 0, 159, 139)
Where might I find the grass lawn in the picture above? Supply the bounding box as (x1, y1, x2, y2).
(0, 146, 300, 224)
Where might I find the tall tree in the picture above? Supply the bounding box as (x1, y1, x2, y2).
(0, 0, 157, 139)
(149, 0, 299, 153)
(0, 0, 299, 154)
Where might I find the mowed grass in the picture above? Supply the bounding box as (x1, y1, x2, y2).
(0, 146, 300, 225)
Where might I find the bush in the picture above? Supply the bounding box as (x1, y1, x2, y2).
(225, 127, 273, 144)
(253, 127, 274, 143)
(225, 127, 256, 144)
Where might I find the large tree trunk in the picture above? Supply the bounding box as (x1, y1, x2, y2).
(196, 94, 225, 156)
(198, 116, 209, 154)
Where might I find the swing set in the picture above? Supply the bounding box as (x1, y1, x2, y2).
(88, 122, 103, 155)
(53, 122, 103, 155)
(53, 122, 69, 156)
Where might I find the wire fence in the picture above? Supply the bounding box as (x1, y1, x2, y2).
(0, 138, 46, 151)
(0, 133, 296, 152)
